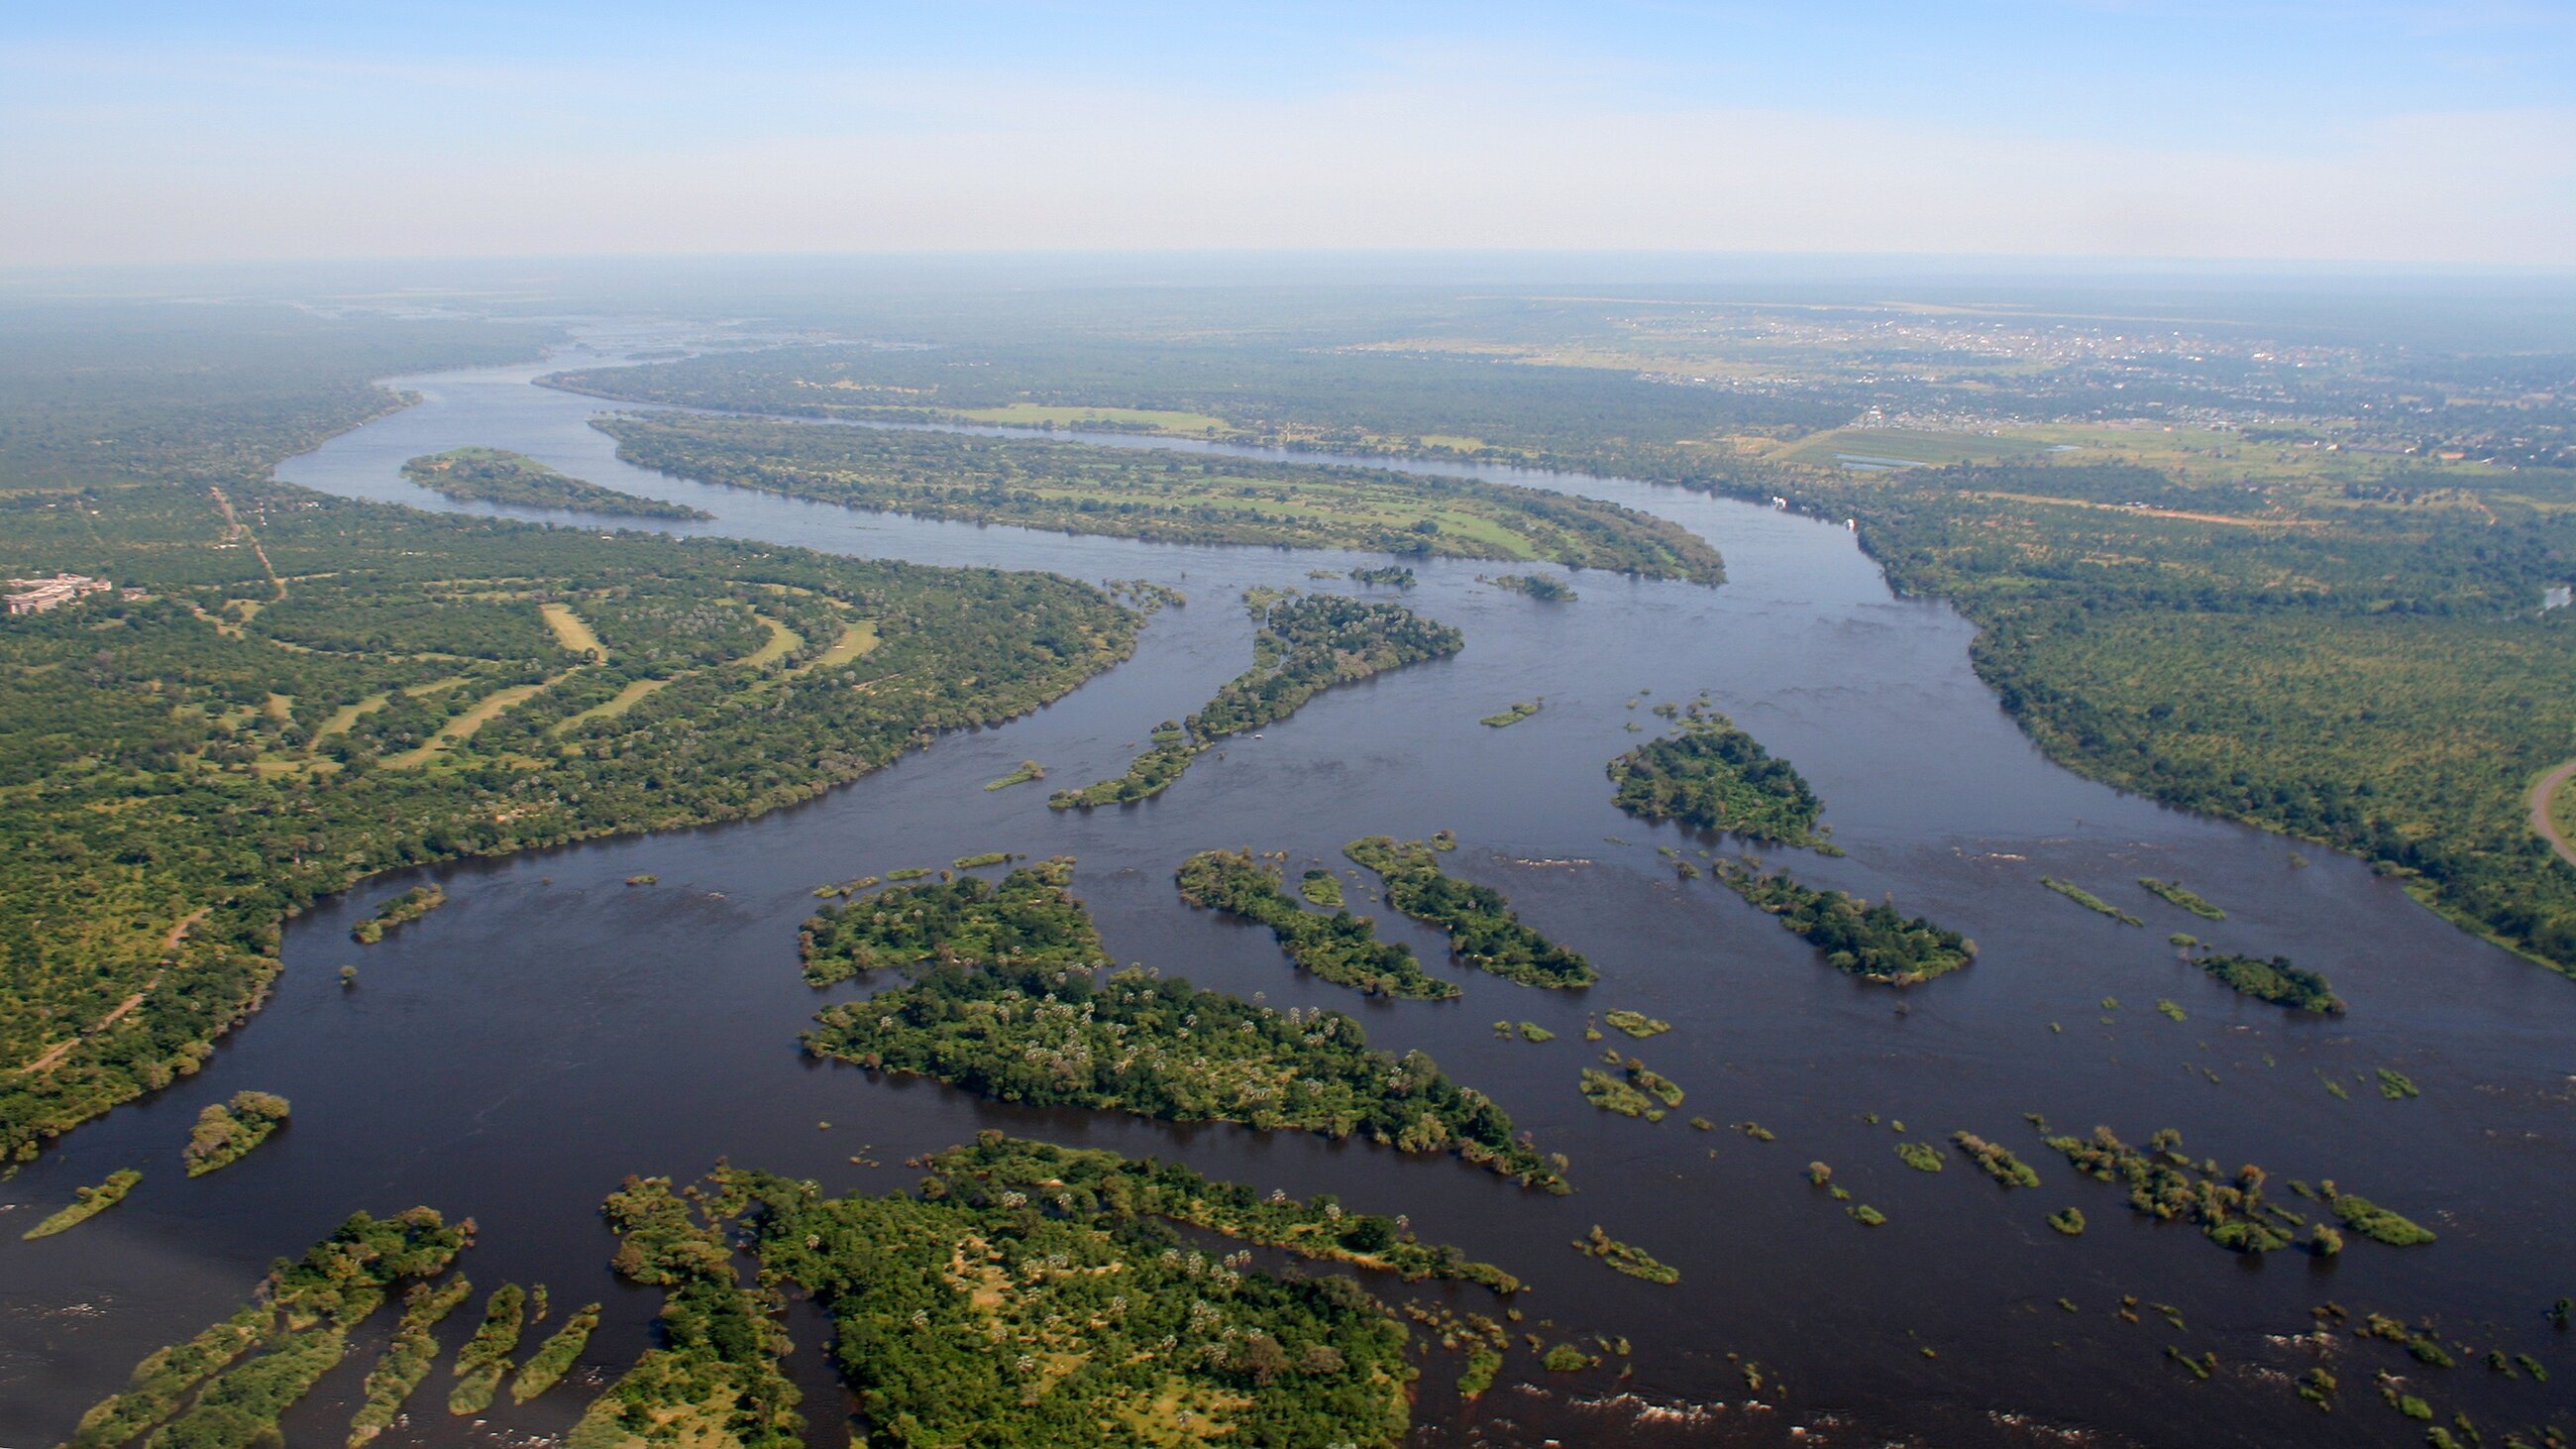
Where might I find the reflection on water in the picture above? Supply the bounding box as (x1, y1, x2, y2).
(3, 331, 2569, 1448)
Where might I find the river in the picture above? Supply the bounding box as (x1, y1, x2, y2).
(3, 325, 2569, 1448)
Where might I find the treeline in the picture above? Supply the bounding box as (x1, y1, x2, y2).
(800, 857, 1108, 986)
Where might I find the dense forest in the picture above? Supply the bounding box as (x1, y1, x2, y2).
(804, 864, 1565, 1188)
(1607, 712, 1831, 848)
(596, 411, 1723, 580)
(398, 445, 710, 519)
(801, 857, 1110, 986)
(0, 310, 1137, 1159)
(727, 1161, 1419, 1447)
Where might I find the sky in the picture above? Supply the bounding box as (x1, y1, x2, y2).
(4, 1, 2572, 269)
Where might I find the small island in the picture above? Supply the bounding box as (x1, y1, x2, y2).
(21, 1168, 143, 1240)
(1480, 700, 1543, 728)
(2140, 877, 2227, 920)
(2193, 950, 2344, 1013)
(352, 885, 446, 945)
(1608, 713, 1832, 849)
(1343, 836, 1595, 988)
(400, 446, 711, 519)
(1714, 863, 1975, 984)
(1052, 594, 1463, 809)
(799, 858, 1107, 986)
(1489, 573, 1577, 601)
(1177, 848, 1456, 999)
(182, 1090, 290, 1175)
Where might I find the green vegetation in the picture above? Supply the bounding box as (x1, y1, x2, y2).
(399, 446, 709, 519)
(2139, 878, 2227, 920)
(447, 1282, 527, 1416)
(183, 1090, 289, 1176)
(0, 421, 1133, 1161)
(2194, 952, 2345, 1013)
(1053, 594, 1462, 808)
(2049, 1208, 2087, 1236)
(2043, 1125, 2430, 1254)
(1895, 1142, 1945, 1172)
(2334, 1194, 2438, 1246)
(1297, 869, 1344, 908)
(805, 863, 1565, 1189)
(886, 867, 932, 882)
(798, 857, 1110, 987)
(1479, 700, 1543, 727)
(2378, 1067, 2422, 1099)
(350, 1277, 475, 1445)
(1574, 1225, 1679, 1284)
(2043, 877, 2143, 926)
(1516, 1022, 1554, 1042)
(510, 1301, 600, 1403)
(570, 1175, 803, 1449)
(594, 411, 1723, 581)
(1951, 1133, 2042, 1188)
(1541, 1343, 1599, 1372)
(953, 850, 1014, 869)
(61, 1206, 469, 1449)
(1349, 566, 1415, 589)
(1177, 849, 1455, 999)
(1601, 1010, 1668, 1038)
(916, 1132, 1520, 1291)
(983, 760, 1046, 791)
(352, 885, 446, 944)
(1714, 864, 1976, 984)
(1607, 713, 1831, 848)
(1578, 1067, 1661, 1121)
(1489, 573, 1577, 601)
(1849, 1204, 1887, 1227)
(20, 1167, 142, 1240)
(716, 1161, 1420, 1448)
(1342, 836, 1595, 988)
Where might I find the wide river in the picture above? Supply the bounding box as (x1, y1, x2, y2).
(4, 326, 2570, 1448)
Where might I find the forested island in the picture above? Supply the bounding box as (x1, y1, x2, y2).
(1176, 848, 1456, 999)
(181, 1089, 289, 1175)
(803, 862, 1566, 1188)
(1608, 713, 1831, 848)
(20, 1168, 142, 1240)
(0, 310, 1138, 1161)
(1342, 836, 1595, 988)
(2042, 1124, 2430, 1254)
(799, 858, 1109, 986)
(1051, 593, 1461, 809)
(591, 410, 1722, 580)
(62, 1206, 472, 1446)
(398, 446, 710, 519)
(627, 1160, 1430, 1448)
(1714, 864, 1976, 984)
(2193, 950, 2345, 1013)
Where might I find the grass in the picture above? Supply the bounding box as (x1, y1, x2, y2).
(799, 617, 880, 670)
(538, 602, 604, 658)
(2042, 877, 2143, 926)
(1771, 427, 2061, 470)
(550, 676, 674, 732)
(736, 612, 802, 668)
(384, 676, 568, 768)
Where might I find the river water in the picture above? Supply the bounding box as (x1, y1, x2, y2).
(3, 326, 2570, 1448)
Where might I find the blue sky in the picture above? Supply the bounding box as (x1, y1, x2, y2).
(5, 2, 2571, 266)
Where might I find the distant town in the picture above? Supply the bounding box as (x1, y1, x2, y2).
(5, 572, 139, 615)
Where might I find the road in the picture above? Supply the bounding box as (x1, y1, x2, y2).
(2531, 758, 2576, 869)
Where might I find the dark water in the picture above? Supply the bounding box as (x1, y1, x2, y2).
(5, 329, 2571, 1448)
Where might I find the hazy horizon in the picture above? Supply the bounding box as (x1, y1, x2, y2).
(7, 2, 2572, 270)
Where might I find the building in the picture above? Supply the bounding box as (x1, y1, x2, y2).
(5, 573, 113, 616)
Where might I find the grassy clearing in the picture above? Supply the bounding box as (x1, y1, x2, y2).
(313, 693, 390, 739)
(385, 677, 566, 768)
(538, 601, 604, 658)
(736, 612, 802, 668)
(551, 677, 674, 733)
(1772, 428, 2059, 469)
(790, 617, 880, 674)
